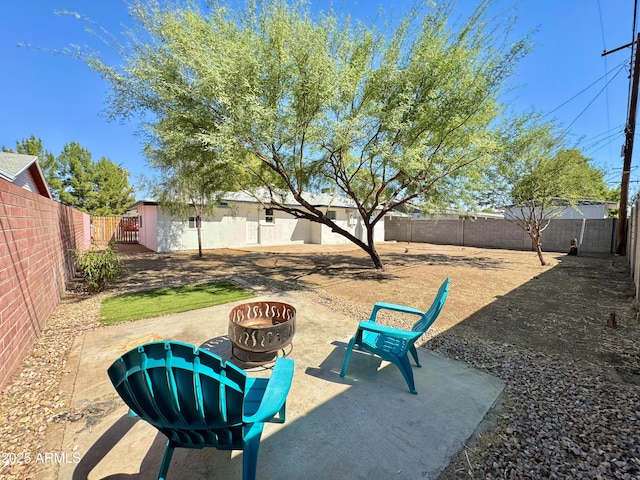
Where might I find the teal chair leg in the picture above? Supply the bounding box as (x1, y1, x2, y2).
(394, 355, 418, 394)
(408, 345, 421, 367)
(158, 440, 175, 480)
(277, 402, 287, 423)
(340, 332, 360, 377)
(242, 424, 263, 480)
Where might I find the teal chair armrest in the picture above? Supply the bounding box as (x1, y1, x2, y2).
(243, 357, 294, 424)
(358, 321, 422, 340)
(369, 302, 425, 322)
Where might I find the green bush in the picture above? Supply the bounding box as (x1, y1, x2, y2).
(75, 243, 127, 293)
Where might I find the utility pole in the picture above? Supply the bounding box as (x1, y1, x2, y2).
(603, 32, 640, 255)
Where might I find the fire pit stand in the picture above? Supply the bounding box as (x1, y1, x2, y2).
(228, 301, 296, 366)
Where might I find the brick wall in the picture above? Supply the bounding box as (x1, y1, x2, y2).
(0, 179, 90, 391)
(385, 216, 616, 254)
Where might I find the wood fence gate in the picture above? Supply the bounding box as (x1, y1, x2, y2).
(91, 216, 139, 244)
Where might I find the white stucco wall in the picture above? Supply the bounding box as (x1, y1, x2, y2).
(314, 209, 385, 244)
(257, 208, 311, 245)
(554, 205, 608, 219)
(140, 202, 385, 253)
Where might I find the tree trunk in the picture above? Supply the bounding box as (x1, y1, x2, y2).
(531, 233, 546, 266)
(196, 215, 203, 257)
(364, 224, 385, 270)
(363, 244, 385, 270)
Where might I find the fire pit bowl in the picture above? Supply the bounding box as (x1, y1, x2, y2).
(228, 301, 296, 365)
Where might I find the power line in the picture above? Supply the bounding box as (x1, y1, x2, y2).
(586, 123, 626, 140)
(543, 59, 628, 118)
(559, 63, 628, 135)
(583, 131, 625, 155)
(597, 0, 614, 163)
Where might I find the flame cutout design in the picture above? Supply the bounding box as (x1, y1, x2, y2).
(228, 301, 296, 355)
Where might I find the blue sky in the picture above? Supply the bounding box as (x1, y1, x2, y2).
(1, 1, 636, 198)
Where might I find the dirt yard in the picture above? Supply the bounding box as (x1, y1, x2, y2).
(117, 241, 639, 371)
(2, 241, 639, 479)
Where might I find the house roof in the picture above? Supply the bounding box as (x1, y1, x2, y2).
(221, 189, 361, 209)
(0, 152, 52, 199)
(130, 188, 365, 210)
(505, 199, 618, 209)
(0, 152, 38, 180)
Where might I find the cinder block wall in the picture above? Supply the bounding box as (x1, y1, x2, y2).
(385, 217, 616, 254)
(0, 179, 90, 391)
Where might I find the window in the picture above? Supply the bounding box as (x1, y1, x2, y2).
(188, 216, 201, 229)
(326, 210, 337, 220)
(265, 208, 274, 223)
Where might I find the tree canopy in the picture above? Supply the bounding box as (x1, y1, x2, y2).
(483, 115, 613, 265)
(85, 0, 532, 269)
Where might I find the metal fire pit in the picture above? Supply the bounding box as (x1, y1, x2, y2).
(228, 301, 296, 365)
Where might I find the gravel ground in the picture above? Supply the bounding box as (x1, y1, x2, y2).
(1, 243, 639, 479)
(0, 294, 104, 480)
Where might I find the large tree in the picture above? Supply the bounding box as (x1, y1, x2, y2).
(485, 116, 611, 265)
(57, 141, 135, 214)
(89, 157, 136, 215)
(86, 0, 531, 269)
(57, 142, 97, 211)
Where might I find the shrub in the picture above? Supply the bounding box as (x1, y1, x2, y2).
(75, 243, 127, 293)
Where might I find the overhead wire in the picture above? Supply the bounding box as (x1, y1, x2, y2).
(582, 123, 626, 149)
(597, 0, 614, 162)
(542, 59, 628, 119)
(559, 61, 628, 135)
(584, 133, 624, 156)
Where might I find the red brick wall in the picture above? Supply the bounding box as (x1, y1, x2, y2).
(0, 179, 90, 391)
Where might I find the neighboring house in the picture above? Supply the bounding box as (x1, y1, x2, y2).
(388, 204, 504, 220)
(504, 200, 618, 221)
(0, 152, 52, 199)
(128, 190, 385, 253)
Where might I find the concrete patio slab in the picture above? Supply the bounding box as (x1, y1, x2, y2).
(57, 291, 504, 480)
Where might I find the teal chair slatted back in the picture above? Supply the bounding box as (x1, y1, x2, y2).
(108, 341, 247, 435)
(108, 340, 294, 480)
(411, 278, 449, 334)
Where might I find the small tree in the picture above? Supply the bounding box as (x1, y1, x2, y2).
(487, 116, 610, 265)
(146, 132, 233, 257)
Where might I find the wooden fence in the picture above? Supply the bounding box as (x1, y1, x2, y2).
(92, 216, 139, 244)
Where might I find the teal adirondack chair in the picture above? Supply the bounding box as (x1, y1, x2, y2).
(107, 341, 294, 480)
(340, 278, 450, 394)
